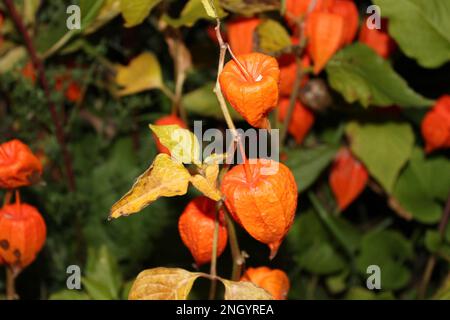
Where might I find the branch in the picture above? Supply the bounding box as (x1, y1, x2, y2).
(3, 0, 76, 191)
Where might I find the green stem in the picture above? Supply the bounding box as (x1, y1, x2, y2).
(224, 210, 244, 281)
(208, 206, 220, 300)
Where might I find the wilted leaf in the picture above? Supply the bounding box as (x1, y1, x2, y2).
(221, 0, 280, 15)
(120, 0, 162, 28)
(256, 19, 291, 54)
(221, 279, 273, 300)
(109, 154, 190, 219)
(149, 124, 201, 164)
(326, 44, 434, 108)
(373, 0, 450, 68)
(163, 0, 226, 28)
(190, 162, 222, 201)
(128, 268, 201, 300)
(115, 52, 163, 96)
(346, 121, 414, 193)
(85, 0, 121, 34)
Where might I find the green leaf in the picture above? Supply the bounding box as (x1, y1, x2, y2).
(120, 0, 162, 28)
(284, 145, 338, 193)
(163, 0, 226, 28)
(345, 287, 395, 300)
(373, 0, 450, 68)
(288, 211, 347, 275)
(49, 290, 90, 300)
(326, 44, 434, 108)
(182, 83, 241, 120)
(356, 230, 413, 290)
(83, 246, 123, 300)
(201, 0, 218, 18)
(346, 121, 414, 193)
(256, 19, 291, 54)
(221, 0, 280, 15)
(80, 0, 105, 30)
(393, 148, 450, 223)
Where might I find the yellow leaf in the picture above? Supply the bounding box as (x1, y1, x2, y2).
(221, 279, 274, 300)
(128, 268, 201, 300)
(201, 0, 218, 18)
(149, 124, 201, 165)
(115, 52, 163, 96)
(85, 0, 121, 34)
(257, 19, 291, 54)
(120, 0, 162, 28)
(109, 154, 190, 219)
(190, 163, 222, 201)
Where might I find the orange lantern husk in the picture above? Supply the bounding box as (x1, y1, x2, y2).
(278, 98, 315, 144)
(219, 53, 280, 129)
(285, 0, 335, 25)
(306, 11, 346, 74)
(241, 266, 290, 300)
(0, 203, 47, 270)
(421, 95, 450, 153)
(178, 196, 228, 266)
(152, 115, 187, 155)
(359, 18, 396, 58)
(278, 54, 311, 97)
(329, 148, 368, 210)
(227, 17, 261, 56)
(330, 0, 359, 45)
(221, 159, 297, 259)
(0, 139, 43, 190)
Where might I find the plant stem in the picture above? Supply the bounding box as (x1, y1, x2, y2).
(419, 192, 450, 299)
(3, 190, 13, 207)
(3, 0, 76, 191)
(224, 210, 245, 281)
(208, 206, 220, 300)
(6, 267, 17, 300)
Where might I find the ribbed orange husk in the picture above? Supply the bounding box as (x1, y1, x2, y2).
(227, 17, 261, 56)
(330, 0, 359, 45)
(278, 54, 311, 96)
(221, 159, 297, 259)
(278, 98, 314, 144)
(329, 148, 368, 210)
(0, 203, 46, 269)
(219, 53, 280, 129)
(178, 196, 228, 266)
(421, 95, 450, 153)
(359, 18, 395, 58)
(0, 139, 43, 189)
(153, 115, 187, 155)
(241, 266, 290, 300)
(306, 11, 346, 74)
(285, 0, 335, 23)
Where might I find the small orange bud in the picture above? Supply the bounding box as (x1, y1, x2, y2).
(421, 95, 450, 153)
(219, 53, 280, 128)
(221, 159, 297, 258)
(329, 148, 368, 210)
(152, 115, 188, 155)
(0, 203, 47, 270)
(0, 140, 42, 189)
(227, 17, 260, 56)
(278, 98, 314, 145)
(178, 197, 228, 266)
(241, 267, 290, 300)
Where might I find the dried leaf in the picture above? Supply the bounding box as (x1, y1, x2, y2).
(128, 268, 201, 300)
(149, 124, 200, 165)
(190, 163, 222, 201)
(115, 52, 163, 96)
(109, 154, 190, 219)
(221, 279, 274, 300)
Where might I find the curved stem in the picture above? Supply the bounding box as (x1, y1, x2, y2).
(224, 210, 245, 281)
(226, 44, 253, 82)
(6, 267, 17, 300)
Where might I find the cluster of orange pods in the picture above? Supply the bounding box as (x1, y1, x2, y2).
(0, 140, 46, 274)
